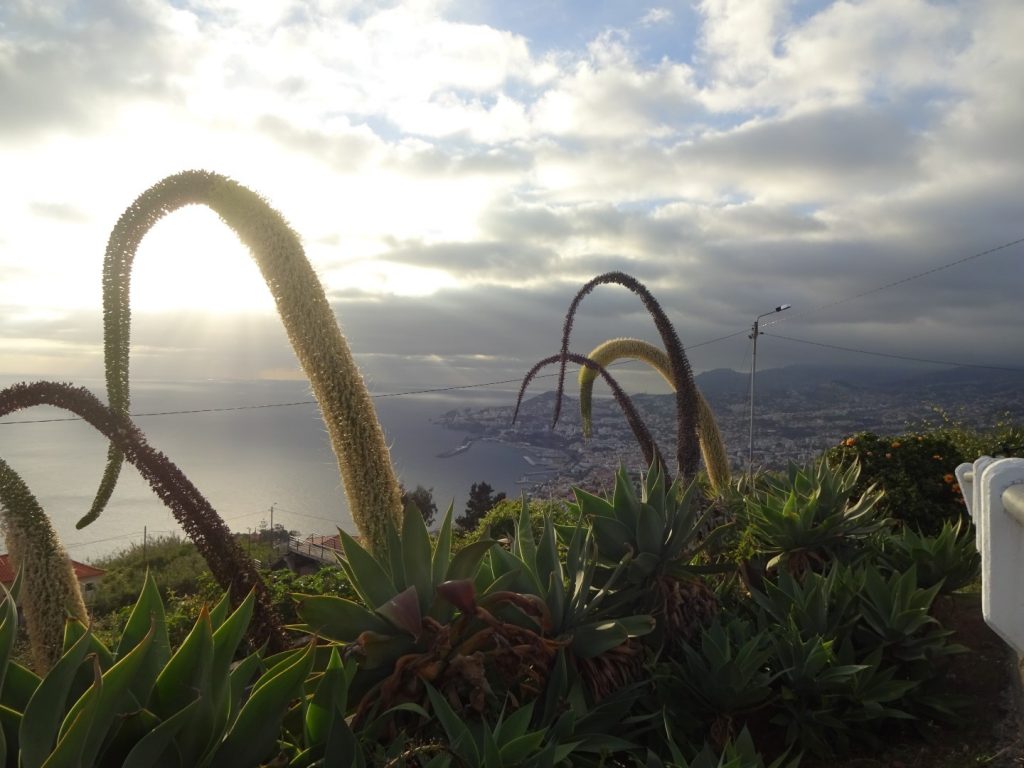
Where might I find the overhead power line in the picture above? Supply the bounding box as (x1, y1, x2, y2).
(766, 332, 1024, 372)
(1, 236, 1020, 426)
(784, 236, 1024, 322)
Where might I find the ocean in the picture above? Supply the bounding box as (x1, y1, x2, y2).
(0, 378, 537, 562)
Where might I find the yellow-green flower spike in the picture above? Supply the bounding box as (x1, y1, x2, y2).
(578, 338, 731, 493)
(0, 459, 88, 671)
(90, 170, 402, 556)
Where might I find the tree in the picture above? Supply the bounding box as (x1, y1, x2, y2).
(456, 481, 507, 532)
(400, 484, 438, 528)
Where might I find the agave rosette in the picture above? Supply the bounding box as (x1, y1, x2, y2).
(568, 464, 726, 649)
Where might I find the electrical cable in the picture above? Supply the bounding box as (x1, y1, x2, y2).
(765, 332, 1024, 372)
(2, 236, 1021, 426)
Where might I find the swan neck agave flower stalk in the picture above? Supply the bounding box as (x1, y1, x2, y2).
(579, 338, 731, 493)
(515, 351, 667, 474)
(553, 272, 701, 483)
(88, 170, 402, 557)
(0, 459, 88, 671)
(0, 381, 287, 652)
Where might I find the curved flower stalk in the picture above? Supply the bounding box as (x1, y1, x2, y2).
(0, 381, 287, 651)
(87, 170, 402, 557)
(515, 351, 666, 473)
(552, 272, 701, 483)
(0, 461, 88, 671)
(579, 338, 731, 492)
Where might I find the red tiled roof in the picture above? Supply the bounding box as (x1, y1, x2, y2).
(305, 534, 341, 550)
(0, 554, 106, 585)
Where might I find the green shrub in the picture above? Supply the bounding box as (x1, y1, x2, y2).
(826, 432, 968, 535)
(88, 535, 211, 615)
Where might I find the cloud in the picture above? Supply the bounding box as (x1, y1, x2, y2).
(28, 202, 89, 222)
(379, 239, 557, 281)
(639, 8, 674, 27)
(0, 0, 196, 136)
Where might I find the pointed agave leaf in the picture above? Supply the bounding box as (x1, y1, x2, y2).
(304, 648, 346, 747)
(212, 589, 256, 682)
(151, 607, 214, 721)
(2, 662, 40, 712)
(115, 572, 170, 701)
(294, 595, 392, 642)
(425, 684, 479, 766)
(387, 519, 405, 590)
(402, 498, 435, 617)
(571, 621, 629, 659)
(500, 731, 547, 766)
(375, 586, 423, 639)
(431, 504, 455, 589)
(483, 722, 502, 767)
(60, 628, 156, 767)
(20, 625, 94, 768)
(162, 632, 217, 767)
(571, 487, 616, 519)
(121, 695, 200, 768)
(214, 640, 316, 768)
(338, 529, 396, 609)
(41, 659, 102, 768)
(612, 467, 641, 530)
(590, 516, 634, 561)
(636, 504, 663, 555)
(536, 516, 561, 602)
(446, 539, 497, 582)
(208, 589, 232, 631)
(207, 589, 257, 747)
(514, 497, 537, 568)
(227, 650, 264, 726)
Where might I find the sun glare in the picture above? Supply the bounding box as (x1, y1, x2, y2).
(130, 207, 278, 314)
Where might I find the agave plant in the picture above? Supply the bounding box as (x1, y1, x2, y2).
(0, 573, 311, 768)
(568, 464, 724, 651)
(293, 501, 519, 730)
(295, 492, 658, 735)
(650, 725, 801, 768)
(875, 519, 980, 593)
(740, 458, 889, 579)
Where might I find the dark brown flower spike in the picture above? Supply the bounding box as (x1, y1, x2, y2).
(553, 272, 700, 482)
(514, 352, 666, 475)
(0, 381, 287, 652)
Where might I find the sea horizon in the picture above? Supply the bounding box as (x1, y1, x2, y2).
(0, 376, 539, 562)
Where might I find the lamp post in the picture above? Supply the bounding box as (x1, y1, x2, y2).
(748, 303, 791, 478)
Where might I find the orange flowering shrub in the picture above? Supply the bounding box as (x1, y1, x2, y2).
(827, 431, 968, 535)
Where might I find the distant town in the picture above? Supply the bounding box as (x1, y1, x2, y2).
(434, 365, 1024, 498)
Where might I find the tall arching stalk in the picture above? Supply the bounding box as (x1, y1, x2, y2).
(515, 352, 667, 474)
(87, 170, 402, 557)
(0, 381, 287, 652)
(0, 460, 88, 671)
(578, 338, 731, 492)
(552, 272, 701, 483)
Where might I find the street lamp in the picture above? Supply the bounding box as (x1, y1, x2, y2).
(748, 303, 791, 477)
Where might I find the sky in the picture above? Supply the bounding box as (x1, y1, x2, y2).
(2, 0, 1023, 397)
